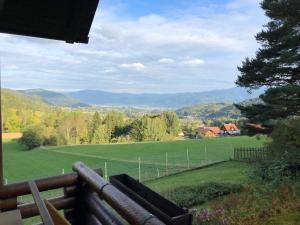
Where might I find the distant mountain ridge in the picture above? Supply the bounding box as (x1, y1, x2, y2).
(67, 87, 264, 108)
(176, 98, 261, 120)
(4, 87, 264, 108)
(21, 89, 89, 108)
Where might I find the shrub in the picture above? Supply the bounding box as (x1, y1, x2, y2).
(43, 135, 58, 146)
(250, 117, 300, 184)
(19, 125, 45, 150)
(193, 208, 228, 225)
(162, 182, 243, 208)
(205, 184, 300, 225)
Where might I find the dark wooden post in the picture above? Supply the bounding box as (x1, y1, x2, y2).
(0, 61, 3, 186)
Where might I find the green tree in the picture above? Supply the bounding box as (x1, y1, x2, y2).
(92, 124, 110, 144)
(104, 111, 124, 141)
(129, 119, 144, 141)
(163, 112, 180, 136)
(138, 115, 167, 141)
(19, 125, 45, 150)
(88, 112, 102, 143)
(236, 0, 300, 132)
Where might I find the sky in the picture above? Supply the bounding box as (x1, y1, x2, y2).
(0, 0, 268, 93)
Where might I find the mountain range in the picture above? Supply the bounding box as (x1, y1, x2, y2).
(66, 87, 263, 108)
(21, 89, 89, 108)
(6, 87, 264, 109)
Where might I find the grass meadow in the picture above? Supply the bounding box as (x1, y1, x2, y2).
(2, 136, 269, 225)
(3, 136, 266, 184)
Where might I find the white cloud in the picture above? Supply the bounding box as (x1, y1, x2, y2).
(181, 58, 205, 66)
(0, 0, 267, 93)
(119, 63, 146, 71)
(158, 58, 175, 64)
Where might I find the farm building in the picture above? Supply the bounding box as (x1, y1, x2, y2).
(194, 126, 221, 137)
(221, 123, 241, 135)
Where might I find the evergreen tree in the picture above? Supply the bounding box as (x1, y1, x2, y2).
(104, 111, 125, 141)
(88, 112, 102, 142)
(236, 0, 300, 132)
(92, 125, 110, 144)
(163, 112, 180, 136)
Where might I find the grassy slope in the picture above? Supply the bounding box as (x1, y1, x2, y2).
(146, 161, 250, 193)
(4, 136, 265, 183)
(50, 136, 266, 166)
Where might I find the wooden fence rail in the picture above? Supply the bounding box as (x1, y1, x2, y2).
(234, 147, 269, 162)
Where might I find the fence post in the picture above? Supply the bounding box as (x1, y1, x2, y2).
(234, 148, 236, 160)
(104, 162, 108, 180)
(138, 157, 141, 182)
(166, 152, 168, 176)
(157, 168, 160, 178)
(205, 144, 207, 164)
(187, 148, 190, 169)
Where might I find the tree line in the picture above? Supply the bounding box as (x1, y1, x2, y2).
(19, 110, 180, 149)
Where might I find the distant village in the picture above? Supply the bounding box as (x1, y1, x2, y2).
(193, 123, 241, 138)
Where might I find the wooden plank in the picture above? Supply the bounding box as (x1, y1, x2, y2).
(45, 200, 71, 225)
(0, 209, 23, 225)
(28, 181, 54, 225)
(19, 196, 76, 219)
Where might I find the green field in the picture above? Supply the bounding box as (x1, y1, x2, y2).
(4, 136, 266, 184)
(146, 161, 250, 192)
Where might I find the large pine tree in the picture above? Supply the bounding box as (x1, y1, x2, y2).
(236, 0, 300, 132)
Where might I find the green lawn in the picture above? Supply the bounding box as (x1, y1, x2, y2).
(3, 136, 266, 183)
(146, 161, 250, 193)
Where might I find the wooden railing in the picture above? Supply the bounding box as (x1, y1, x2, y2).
(0, 162, 193, 225)
(234, 147, 269, 162)
(0, 168, 101, 224)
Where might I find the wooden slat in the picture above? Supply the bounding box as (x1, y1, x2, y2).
(45, 200, 71, 225)
(29, 181, 54, 225)
(19, 196, 76, 219)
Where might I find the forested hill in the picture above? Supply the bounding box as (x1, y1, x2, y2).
(2, 88, 50, 111)
(2, 89, 52, 132)
(21, 89, 89, 108)
(67, 87, 264, 108)
(176, 99, 261, 120)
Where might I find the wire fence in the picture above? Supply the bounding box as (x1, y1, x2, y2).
(234, 147, 269, 162)
(5, 146, 233, 185)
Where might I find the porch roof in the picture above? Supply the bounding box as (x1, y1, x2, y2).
(0, 0, 99, 43)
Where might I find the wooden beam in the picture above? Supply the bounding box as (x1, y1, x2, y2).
(84, 192, 126, 225)
(0, 60, 3, 186)
(0, 169, 102, 199)
(19, 196, 76, 219)
(29, 181, 54, 225)
(73, 162, 166, 225)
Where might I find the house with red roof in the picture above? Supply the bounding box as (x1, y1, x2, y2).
(194, 126, 221, 137)
(221, 123, 241, 135)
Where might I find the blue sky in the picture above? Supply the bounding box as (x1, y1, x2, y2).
(0, 0, 267, 93)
